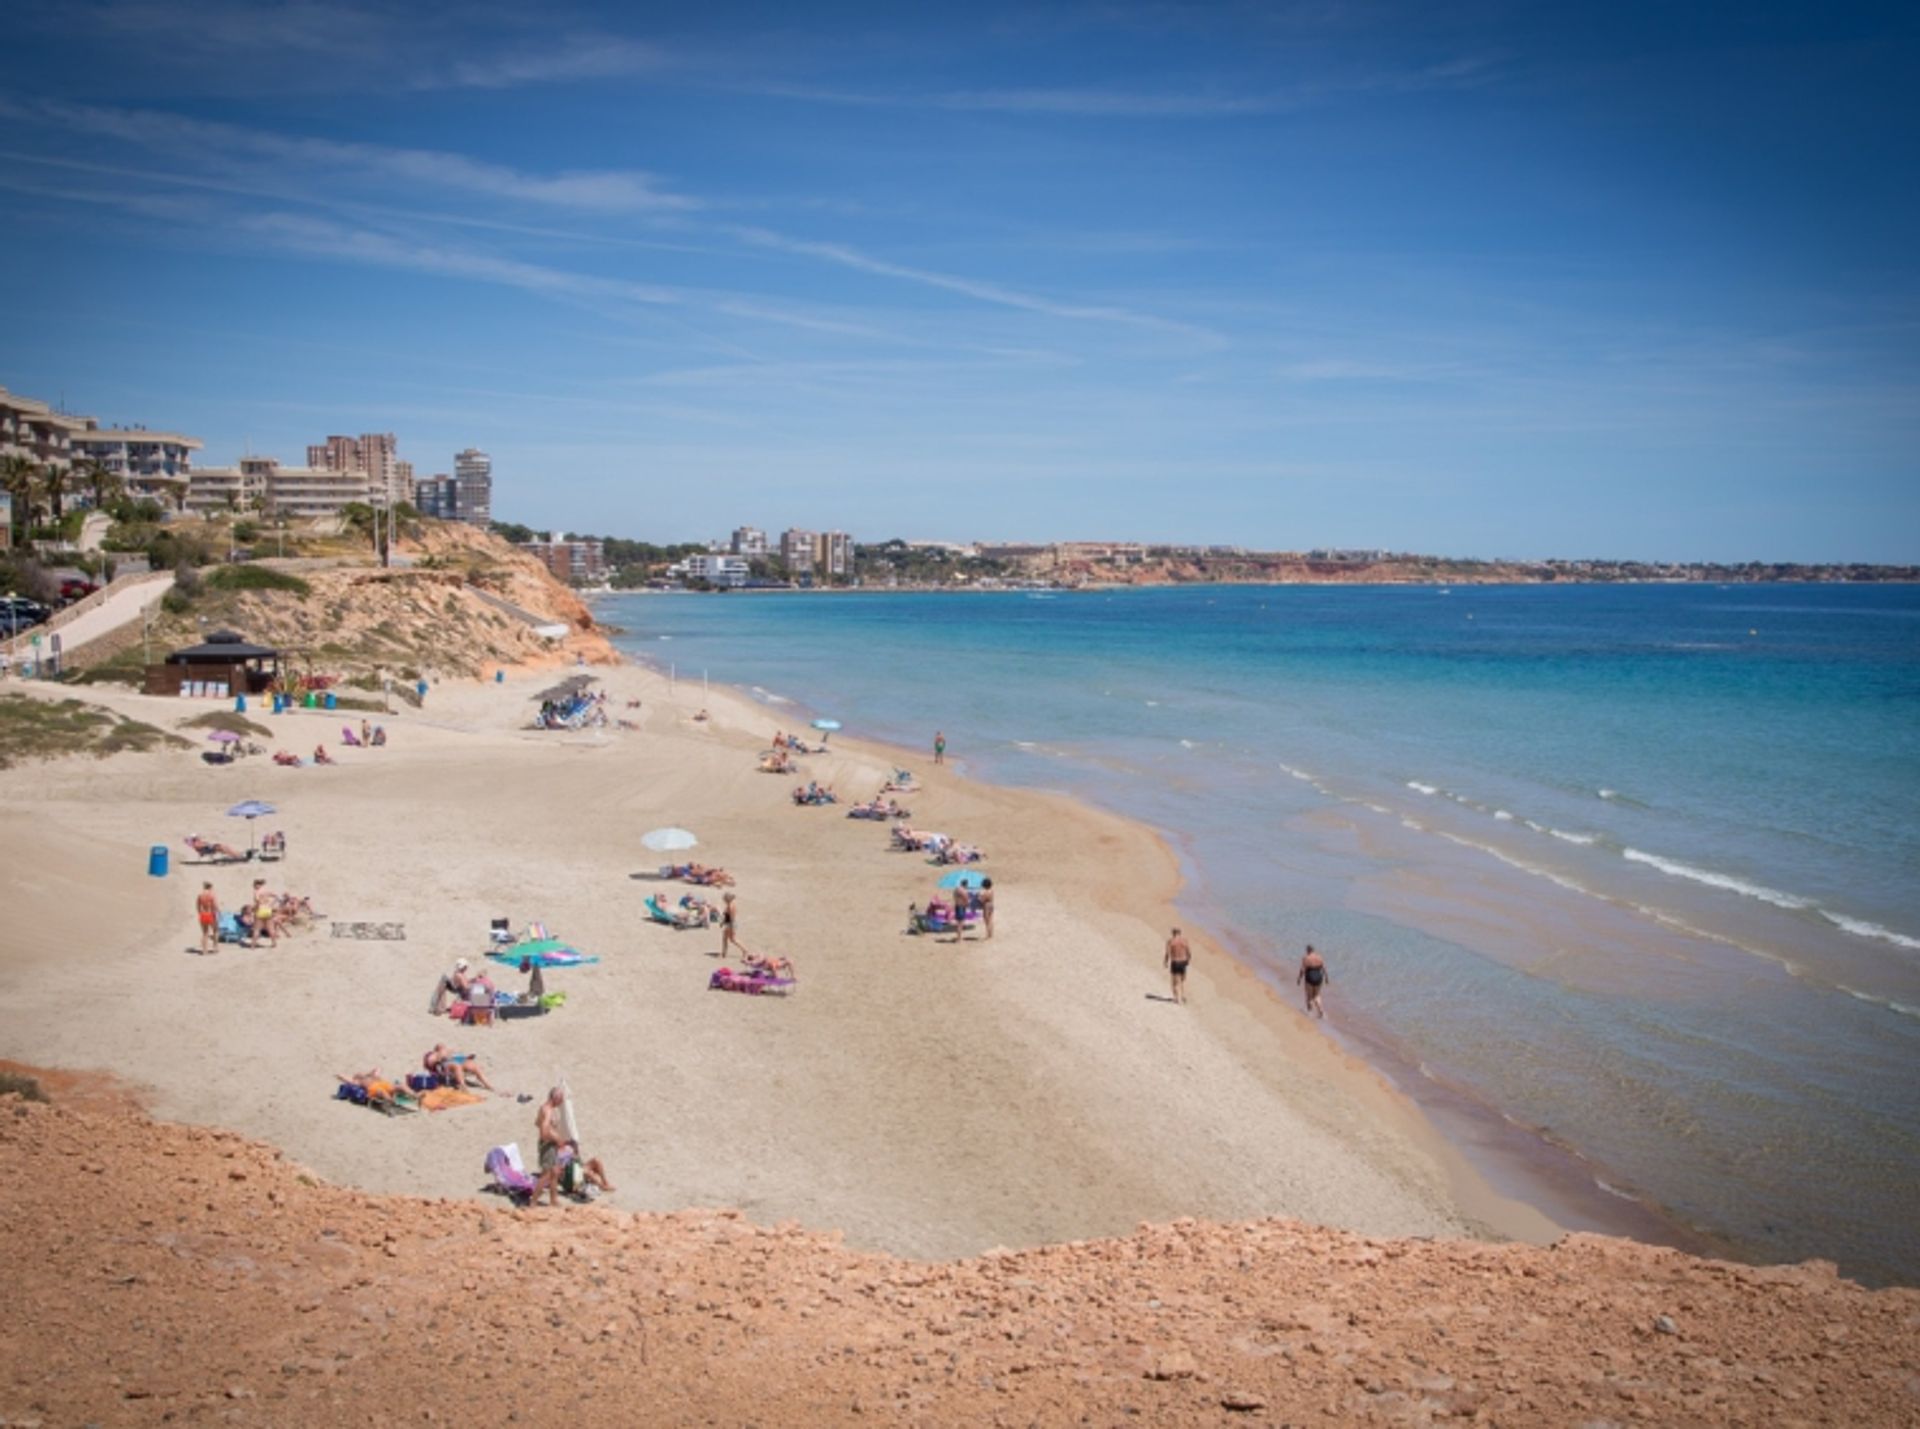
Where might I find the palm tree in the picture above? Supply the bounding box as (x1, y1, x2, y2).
(78, 459, 123, 512)
(38, 461, 72, 523)
(1, 454, 42, 547)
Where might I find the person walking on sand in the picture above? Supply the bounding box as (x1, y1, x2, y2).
(979, 878, 995, 940)
(1165, 927, 1191, 1004)
(1297, 944, 1329, 1019)
(934, 730, 946, 765)
(196, 882, 220, 954)
(719, 891, 744, 960)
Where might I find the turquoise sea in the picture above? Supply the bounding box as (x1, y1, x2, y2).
(602, 584, 1920, 1285)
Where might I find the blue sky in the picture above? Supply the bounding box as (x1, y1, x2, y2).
(0, 1, 1914, 560)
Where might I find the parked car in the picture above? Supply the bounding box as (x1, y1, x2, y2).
(59, 579, 100, 603)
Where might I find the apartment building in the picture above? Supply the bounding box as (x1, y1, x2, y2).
(266, 462, 372, 519)
(730, 525, 768, 557)
(412, 474, 457, 520)
(452, 448, 492, 526)
(307, 432, 411, 506)
(812, 530, 853, 579)
(520, 534, 607, 586)
(187, 456, 370, 519)
(70, 420, 203, 507)
(0, 385, 86, 470)
(185, 457, 271, 516)
(779, 527, 816, 574)
(677, 553, 750, 587)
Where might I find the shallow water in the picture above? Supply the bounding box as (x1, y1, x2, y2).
(604, 583, 1920, 1284)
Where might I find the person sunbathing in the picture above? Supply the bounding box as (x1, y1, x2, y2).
(741, 951, 796, 980)
(936, 842, 984, 865)
(370, 725, 387, 747)
(424, 1044, 494, 1092)
(679, 894, 718, 924)
(336, 1069, 400, 1105)
(758, 751, 794, 773)
(187, 835, 247, 862)
(314, 745, 335, 765)
(684, 863, 735, 887)
(273, 750, 303, 766)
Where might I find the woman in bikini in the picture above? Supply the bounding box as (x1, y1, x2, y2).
(719, 892, 744, 960)
(1296, 944, 1329, 1019)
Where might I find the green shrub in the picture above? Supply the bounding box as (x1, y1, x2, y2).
(203, 565, 310, 598)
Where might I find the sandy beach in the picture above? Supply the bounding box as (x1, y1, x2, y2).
(0, 654, 1558, 1258)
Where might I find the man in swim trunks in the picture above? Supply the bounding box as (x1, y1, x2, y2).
(196, 882, 219, 954)
(934, 730, 946, 765)
(1165, 928, 1191, 1004)
(1297, 944, 1329, 1019)
(534, 1087, 615, 1206)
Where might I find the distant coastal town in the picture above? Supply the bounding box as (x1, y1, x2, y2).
(3, 382, 1913, 624)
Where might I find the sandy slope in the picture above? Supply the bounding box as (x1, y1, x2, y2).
(0, 652, 1550, 1262)
(2, 1094, 1915, 1427)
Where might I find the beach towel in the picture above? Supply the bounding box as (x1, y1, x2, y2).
(418, 1087, 483, 1112)
(709, 967, 796, 996)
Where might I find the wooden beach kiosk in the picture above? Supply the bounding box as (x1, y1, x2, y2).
(147, 629, 283, 698)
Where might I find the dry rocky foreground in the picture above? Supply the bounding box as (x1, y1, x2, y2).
(2, 1094, 1915, 1427)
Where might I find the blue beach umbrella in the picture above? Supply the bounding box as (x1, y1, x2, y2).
(937, 870, 986, 890)
(811, 719, 841, 731)
(226, 799, 276, 853)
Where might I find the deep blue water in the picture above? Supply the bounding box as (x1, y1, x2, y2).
(604, 583, 1920, 1284)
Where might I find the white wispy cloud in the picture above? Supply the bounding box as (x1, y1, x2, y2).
(238, 213, 688, 307)
(431, 34, 671, 90)
(728, 225, 1221, 343)
(14, 99, 697, 212)
(740, 56, 1501, 119)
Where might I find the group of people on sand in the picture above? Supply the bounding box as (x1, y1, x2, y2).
(194, 877, 312, 953)
(429, 955, 548, 1017)
(1161, 930, 1330, 1017)
(272, 719, 388, 767)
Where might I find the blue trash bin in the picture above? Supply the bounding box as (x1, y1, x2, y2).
(235, 693, 248, 713)
(325, 692, 338, 711)
(148, 845, 169, 878)
(495, 670, 505, 683)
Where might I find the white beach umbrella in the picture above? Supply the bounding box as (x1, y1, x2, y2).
(641, 826, 698, 852)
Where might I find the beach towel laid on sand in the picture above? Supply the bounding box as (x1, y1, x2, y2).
(418, 1087, 484, 1112)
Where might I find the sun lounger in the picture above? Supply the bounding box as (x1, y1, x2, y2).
(644, 894, 703, 930)
(184, 835, 249, 864)
(486, 1143, 539, 1204)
